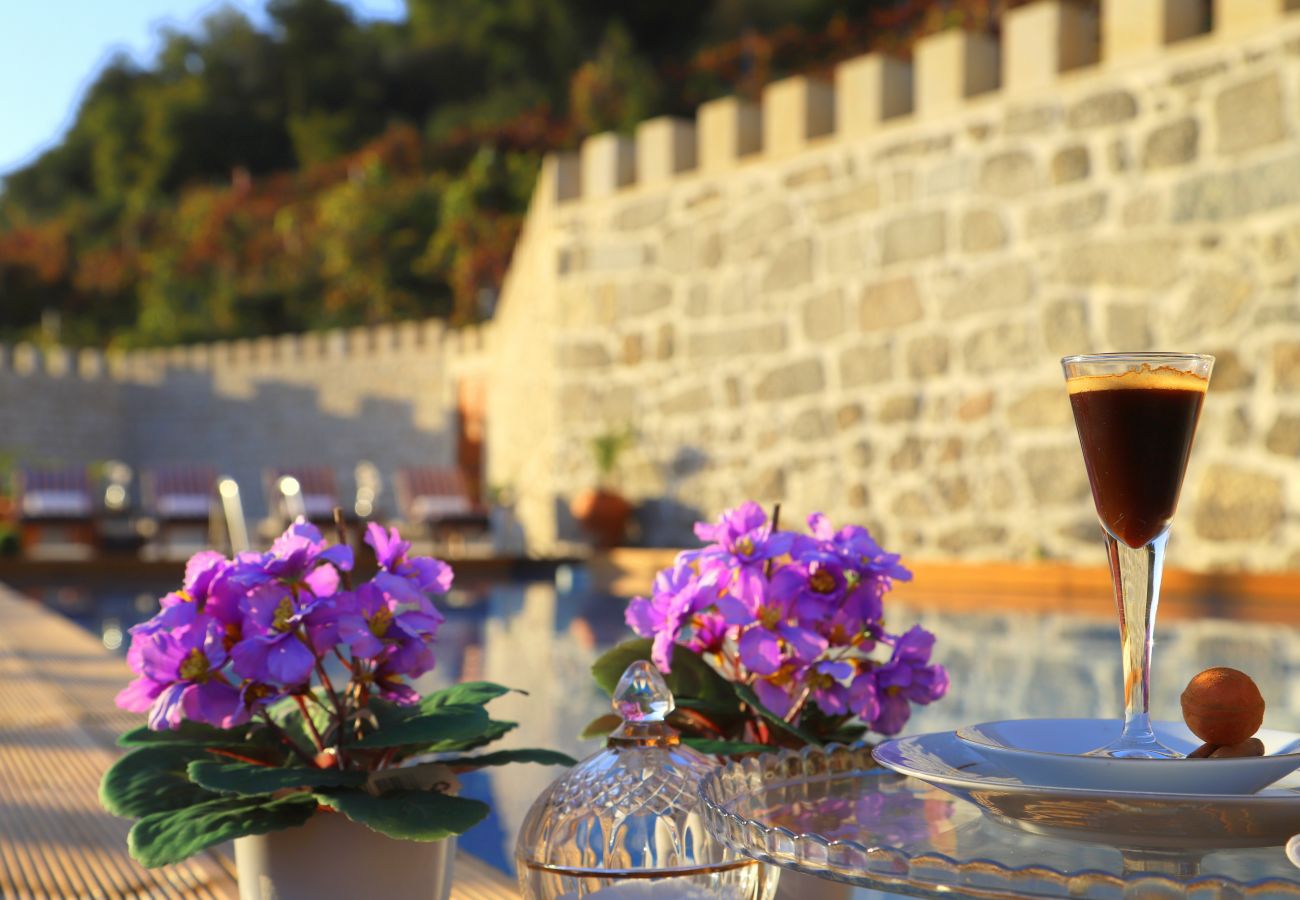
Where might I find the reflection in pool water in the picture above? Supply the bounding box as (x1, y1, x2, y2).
(28, 566, 1300, 877)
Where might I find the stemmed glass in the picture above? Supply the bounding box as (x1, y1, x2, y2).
(1062, 353, 1213, 759)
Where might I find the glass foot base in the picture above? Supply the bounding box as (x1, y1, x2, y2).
(1085, 737, 1182, 760)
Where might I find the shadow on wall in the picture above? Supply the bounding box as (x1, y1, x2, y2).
(120, 370, 455, 522)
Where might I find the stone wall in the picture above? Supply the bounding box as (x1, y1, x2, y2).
(0, 321, 487, 520)
(487, 0, 1300, 571)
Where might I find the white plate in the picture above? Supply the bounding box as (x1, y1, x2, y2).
(873, 729, 1300, 848)
(955, 718, 1300, 794)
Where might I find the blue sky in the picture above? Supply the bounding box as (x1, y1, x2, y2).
(0, 0, 405, 177)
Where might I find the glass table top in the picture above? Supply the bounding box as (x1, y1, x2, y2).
(699, 745, 1300, 898)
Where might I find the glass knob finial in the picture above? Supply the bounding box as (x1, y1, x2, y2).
(613, 660, 675, 723)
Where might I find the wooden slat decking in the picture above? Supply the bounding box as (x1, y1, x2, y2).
(0, 585, 519, 899)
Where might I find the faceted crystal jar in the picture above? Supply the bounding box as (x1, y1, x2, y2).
(515, 661, 778, 899)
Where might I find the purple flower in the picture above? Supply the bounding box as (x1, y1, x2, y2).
(803, 660, 854, 716)
(734, 585, 827, 676)
(807, 513, 912, 583)
(118, 616, 243, 730)
(752, 672, 797, 719)
(683, 611, 731, 656)
(626, 561, 718, 672)
(336, 583, 443, 662)
(230, 585, 320, 687)
(871, 626, 949, 735)
(847, 669, 880, 723)
(365, 524, 453, 606)
(692, 502, 793, 605)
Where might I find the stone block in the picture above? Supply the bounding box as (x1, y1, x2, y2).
(618, 282, 673, 318)
(802, 289, 844, 342)
(687, 324, 787, 360)
(960, 208, 1009, 252)
(1265, 414, 1300, 456)
(808, 181, 881, 222)
(1007, 386, 1073, 427)
(662, 222, 722, 273)
(1067, 89, 1138, 129)
(580, 132, 635, 198)
(1059, 238, 1183, 287)
(1043, 297, 1093, 354)
(860, 276, 925, 330)
(943, 260, 1035, 317)
(964, 322, 1038, 372)
(1051, 145, 1091, 183)
(1165, 268, 1254, 342)
(13, 344, 40, 376)
(836, 54, 913, 135)
(1194, 464, 1284, 540)
(840, 343, 894, 387)
(1276, 341, 1300, 392)
(1105, 302, 1153, 348)
(635, 117, 696, 184)
(790, 408, 830, 442)
(754, 359, 826, 401)
(659, 385, 713, 416)
(915, 29, 1001, 116)
(1215, 74, 1287, 155)
(763, 75, 835, 156)
(1022, 445, 1090, 502)
(760, 238, 814, 293)
(541, 152, 580, 204)
(881, 210, 947, 264)
(1005, 1, 1101, 94)
(1215, 0, 1300, 34)
(1026, 191, 1107, 237)
(77, 349, 105, 379)
(558, 342, 611, 369)
(1142, 117, 1199, 168)
(906, 334, 950, 377)
(698, 96, 762, 172)
(1173, 153, 1300, 221)
(1102, 0, 1209, 63)
(980, 150, 1040, 197)
(614, 197, 669, 231)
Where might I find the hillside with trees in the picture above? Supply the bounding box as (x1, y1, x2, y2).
(0, 0, 1016, 348)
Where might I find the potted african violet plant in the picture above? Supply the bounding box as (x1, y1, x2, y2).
(101, 519, 574, 900)
(569, 427, 635, 547)
(585, 502, 949, 900)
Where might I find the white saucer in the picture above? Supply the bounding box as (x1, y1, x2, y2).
(955, 718, 1300, 794)
(873, 729, 1300, 848)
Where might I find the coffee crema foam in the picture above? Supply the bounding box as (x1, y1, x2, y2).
(1067, 364, 1209, 395)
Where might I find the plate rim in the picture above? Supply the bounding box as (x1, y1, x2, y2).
(873, 728, 1300, 804)
(954, 716, 1300, 763)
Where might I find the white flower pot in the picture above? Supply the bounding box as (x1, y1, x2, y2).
(235, 811, 455, 900)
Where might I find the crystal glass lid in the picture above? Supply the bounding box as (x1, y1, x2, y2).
(514, 661, 744, 875)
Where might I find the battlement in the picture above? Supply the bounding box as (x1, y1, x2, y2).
(532, 0, 1299, 207)
(0, 318, 489, 383)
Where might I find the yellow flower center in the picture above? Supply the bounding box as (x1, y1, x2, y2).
(809, 669, 835, 691)
(368, 607, 393, 639)
(736, 537, 755, 556)
(809, 569, 837, 594)
(758, 606, 782, 630)
(244, 682, 274, 704)
(886, 686, 901, 697)
(272, 596, 295, 632)
(179, 648, 210, 682)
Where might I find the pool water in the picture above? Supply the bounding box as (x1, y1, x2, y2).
(22, 567, 1300, 878)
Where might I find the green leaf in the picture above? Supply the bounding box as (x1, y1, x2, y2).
(438, 748, 576, 770)
(579, 713, 621, 741)
(100, 745, 219, 819)
(592, 639, 735, 707)
(129, 794, 317, 868)
(117, 720, 261, 749)
(317, 789, 488, 841)
(352, 704, 492, 750)
(682, 737, 773, 756)
(418, 681, 519, 712)
(188, 759, 367, 796)
(425, 718, 516, 754)
(732, 682, 822, 746)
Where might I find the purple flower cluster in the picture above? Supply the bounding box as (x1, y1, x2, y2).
(117, 521, 451, 731)
(626, 503, 948, 736)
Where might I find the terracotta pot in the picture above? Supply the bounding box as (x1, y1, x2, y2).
(234, 811, 454, 900)
(569, 488, 632, 547)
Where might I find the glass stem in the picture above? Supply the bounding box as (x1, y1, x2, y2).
(1104, 528, 1170, 754)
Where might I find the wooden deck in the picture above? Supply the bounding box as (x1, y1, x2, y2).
(0, 585, 519, 899)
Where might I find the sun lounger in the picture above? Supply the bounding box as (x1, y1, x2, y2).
(394, 466, 490, 548)
(141, 464, 217, 557)
(266, 465, 342, 528)
(17, 465, 97, 558)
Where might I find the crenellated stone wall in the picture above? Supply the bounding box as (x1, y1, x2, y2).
(0, 321, 489, 519)
(486, 0, 1300, 571)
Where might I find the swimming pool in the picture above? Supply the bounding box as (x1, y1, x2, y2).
(17, 564, 1300, 877)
